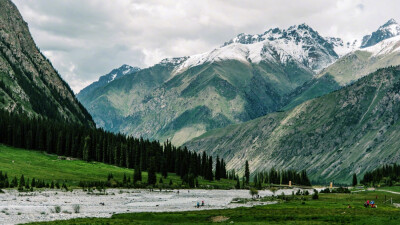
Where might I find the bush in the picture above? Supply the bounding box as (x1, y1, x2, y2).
(73, 204, 80, 213)
(249, 187, 259, 198)
(320, 188, 331, 193)
(312, 189, 319, 200)
(54, 206, 61, 213)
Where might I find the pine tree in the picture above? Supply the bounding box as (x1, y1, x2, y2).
(215, 156, 221, 180)
(10, 176, 18, 188)
(147, 157, 157, 186)
(245, 160, 250, 185)
(83, 135, 91, 162)
(206, 156, 213, 181)
(56, 131, 64, 156)
(133, 164, 142, 183)
(19, 174, 25, 189)
(352, 173, 357, 186)
(31, 178, 36, 188)
(25, 178, 30, 189)
(235, 177, 241, 189)
(123, 173, 127, 185)
(161, 158, 168, 178)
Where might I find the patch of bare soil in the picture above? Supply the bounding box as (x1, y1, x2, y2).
(210, 216, 230, 222)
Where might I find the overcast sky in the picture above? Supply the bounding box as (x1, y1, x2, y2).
(12, 0, 400, 93)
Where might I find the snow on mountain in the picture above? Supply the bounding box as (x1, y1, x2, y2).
(363, 35, 400, 56)
(160, 20, 400, 78)
(110, 73, 117, 82)
(174, 24, 338, 75)
(361, 18, 400, 48)
(325, 37, 359, 57)
(101, 64, 139, 83)
(77, 64, 140, 98)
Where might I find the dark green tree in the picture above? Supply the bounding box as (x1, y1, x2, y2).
(147, 157, 157, 186)
(19, 174, 25, 189)
(245, 160, 250, 185)
(215, 156, 221, 180)
(133, 164, 142, 183)
(352, 173, 357, 186)
(83, 135, 91, 162)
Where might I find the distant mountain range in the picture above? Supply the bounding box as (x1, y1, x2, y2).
(0, 0, 94, 126)
(78, 19, 400, 147)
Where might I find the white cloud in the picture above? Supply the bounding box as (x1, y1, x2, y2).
(12, 0, 400, 93)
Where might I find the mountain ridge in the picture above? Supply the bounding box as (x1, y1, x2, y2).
(0, 0, 94, 126)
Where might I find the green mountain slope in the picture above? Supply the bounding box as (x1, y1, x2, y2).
(0, 0, 93, 126)
(185, 66, 400, 183)
(80, 59, 314, 145)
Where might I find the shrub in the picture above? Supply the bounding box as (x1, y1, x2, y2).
(73, 204, 80, 213)
(249, 187, 259, 198)
(312, 189, 319, 200)
(54, 205, 61, 213)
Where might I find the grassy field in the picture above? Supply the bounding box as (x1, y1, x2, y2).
(27, 190, 400, 224)
(0, 144, 235, 188)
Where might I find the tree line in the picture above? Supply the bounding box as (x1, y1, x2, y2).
(361, 164, 400, 186)
(0, 110, 227, 186)
(227, 160, 312, 189)
(252, 168, 311, 189)
(0, 171, 66, 192)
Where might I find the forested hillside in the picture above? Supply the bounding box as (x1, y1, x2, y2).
(0, 0, 93, 126)
(0, 110, 226, 187)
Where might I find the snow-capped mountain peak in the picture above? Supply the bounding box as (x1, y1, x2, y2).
(361, 19, 400, 48)
(174, 23, 339, 74)
(77, 64, 140, 97)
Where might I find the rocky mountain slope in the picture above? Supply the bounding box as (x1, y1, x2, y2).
(79, 24, 343, 145)
(361, 18, 400, 48)
(185, 66, 400, 183)
(0, 0, 94, 126)
(284, 19, 400, 110)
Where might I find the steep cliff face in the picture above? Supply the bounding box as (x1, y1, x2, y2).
(0, 0, 94, 126)
(185, 66, 400, 183)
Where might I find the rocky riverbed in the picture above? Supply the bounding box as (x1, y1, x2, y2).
(0, 188, 310, 224)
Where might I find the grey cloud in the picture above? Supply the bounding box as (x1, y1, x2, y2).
(12, 0, 400, 93)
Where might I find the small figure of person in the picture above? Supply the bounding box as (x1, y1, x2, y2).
(201, 200, 204, 206)
(197, 202, 200, 208)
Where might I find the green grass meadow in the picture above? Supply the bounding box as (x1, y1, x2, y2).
(0, 144, 235, 188)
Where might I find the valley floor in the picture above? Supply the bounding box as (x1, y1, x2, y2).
(0, 188, 285, 224)
(25, 189, 400, 225)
